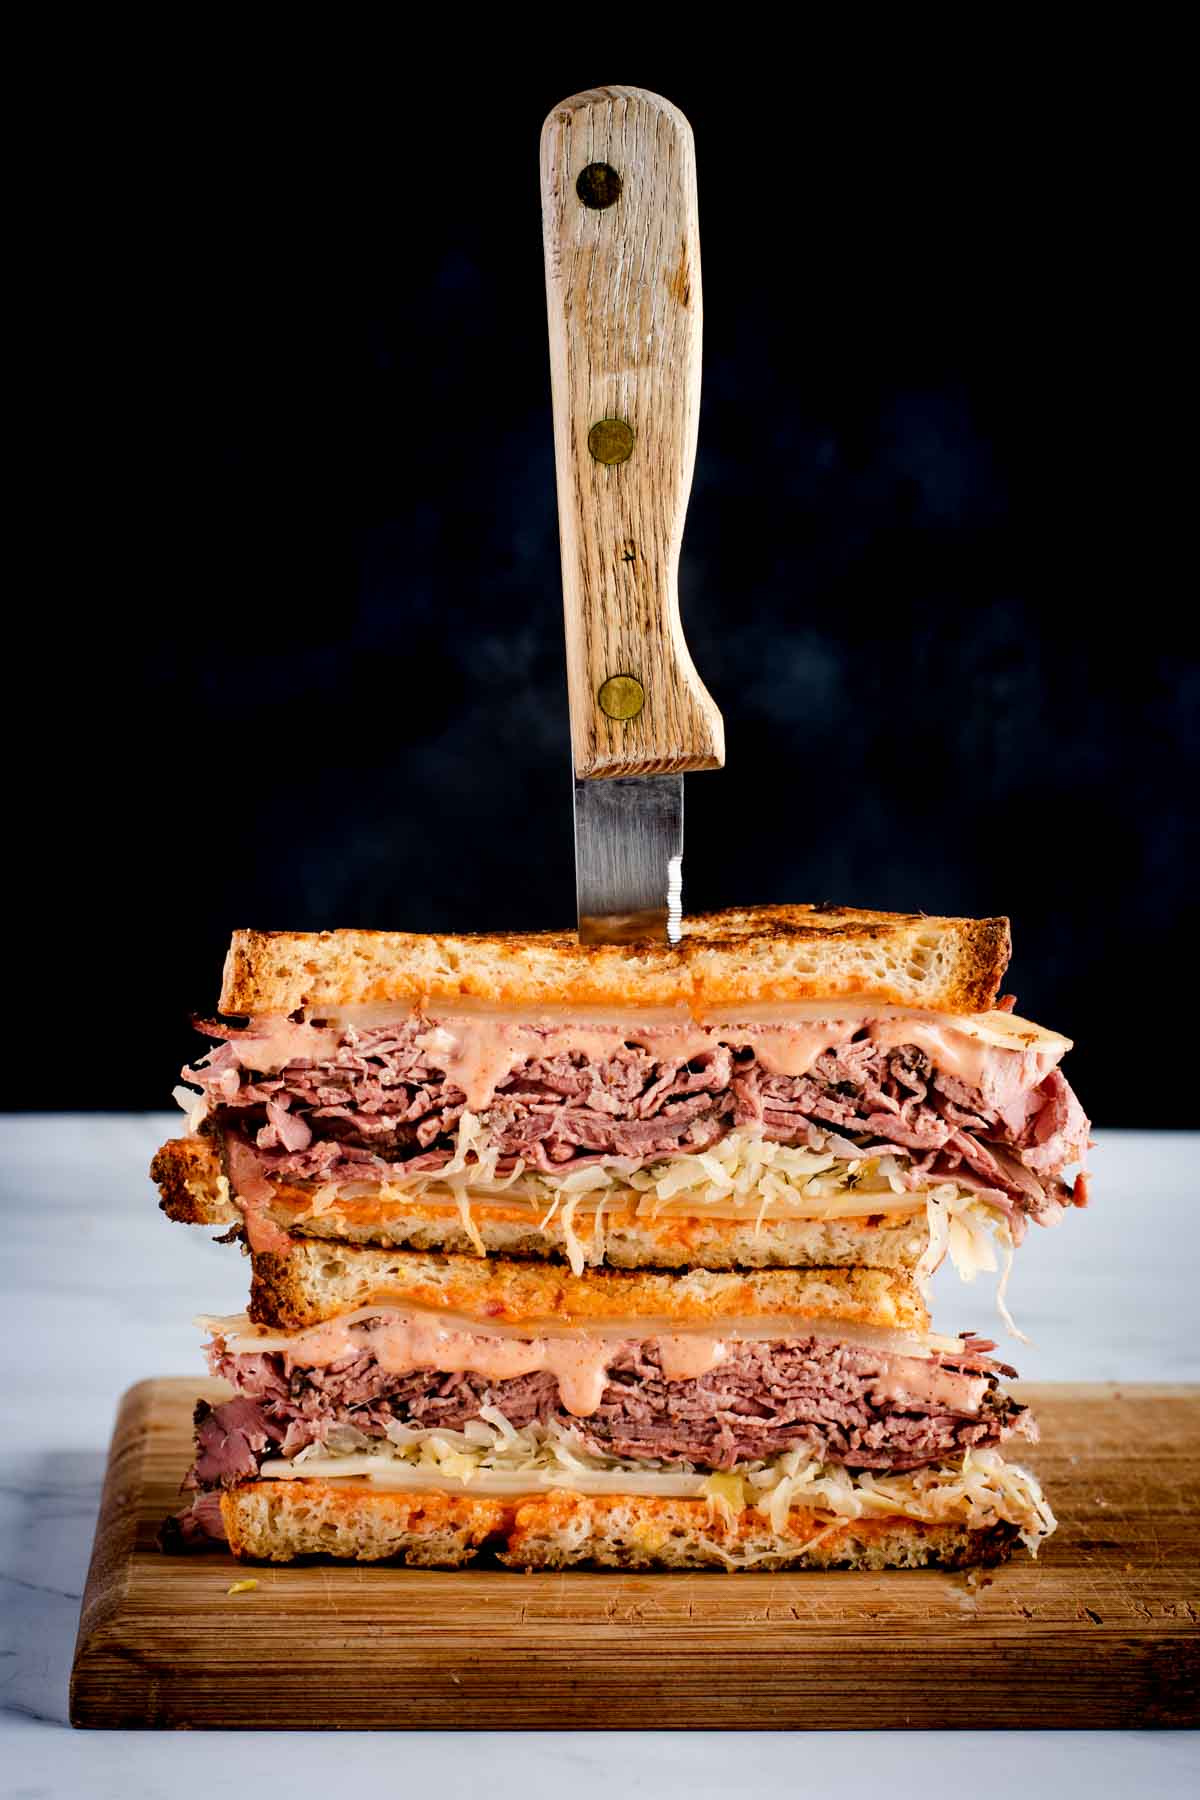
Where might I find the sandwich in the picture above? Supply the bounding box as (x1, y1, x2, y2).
(175, 1259, 1051, 1568)
(155, 905, 1089, 1295)
(155, 905, 1084, 1569)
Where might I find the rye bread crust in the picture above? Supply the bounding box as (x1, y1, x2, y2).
(152, 1135, 238, 1228)
(221, 1483, 511, 1567)
(245, 1242, 930, 1335)
(218, 1481, 1020, 1571)
(218, 905, 1011, 1016)
(151, 1135, 929, 1272)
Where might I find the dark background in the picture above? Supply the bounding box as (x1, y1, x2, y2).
(13, 55, 1194, 1122)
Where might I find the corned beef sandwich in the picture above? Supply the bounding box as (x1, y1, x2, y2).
(156, 909, 1073, 1570)
(176, 1263, 1051, 1568)
(155, 906, 1089, 1300)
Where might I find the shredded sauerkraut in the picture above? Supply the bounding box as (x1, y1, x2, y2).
(302, 1117, 1024, 1326)
(259, 1413, 1055, 1554)
(174, 1097, 1023, 1329)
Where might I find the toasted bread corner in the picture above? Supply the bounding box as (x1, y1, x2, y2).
(220, 1481, 511, 1566)
(151, 1134, 238, 1228)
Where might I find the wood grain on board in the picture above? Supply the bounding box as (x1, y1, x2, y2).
(70, 1377, 1199, 1729)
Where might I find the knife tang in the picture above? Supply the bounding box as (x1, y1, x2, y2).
(540, 86, 725, 783)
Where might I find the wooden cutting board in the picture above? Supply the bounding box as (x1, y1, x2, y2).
(70, 1377, 1199, 1729)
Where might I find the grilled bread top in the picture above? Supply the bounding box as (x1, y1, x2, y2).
(219, 904, 1011, 1016)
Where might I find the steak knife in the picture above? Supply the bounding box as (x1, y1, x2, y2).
(540, 86, 724, 945)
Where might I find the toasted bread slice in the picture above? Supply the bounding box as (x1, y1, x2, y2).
(246, 1242, 930, 1335)
(221, 1483, 511, 1567)
(219, 1481, 1018, 1570)
(153, 1136, 238, 1228)
(152, 1135, 928, 1272)
(218, 904, 1010, 1016)
(502, 1493, 1019, 1573)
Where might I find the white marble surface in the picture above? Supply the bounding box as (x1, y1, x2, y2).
(1, 1115, 1197, 1797)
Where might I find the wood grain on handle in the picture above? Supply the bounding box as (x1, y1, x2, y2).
(541, 87, 725, 780)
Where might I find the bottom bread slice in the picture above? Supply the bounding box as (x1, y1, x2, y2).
(218, 1480, 1019, 1572)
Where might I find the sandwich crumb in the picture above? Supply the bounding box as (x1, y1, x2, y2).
(227, 1578, 260, 1595)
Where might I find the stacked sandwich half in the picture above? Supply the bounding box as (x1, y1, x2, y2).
(154, 904, 1088, 1570)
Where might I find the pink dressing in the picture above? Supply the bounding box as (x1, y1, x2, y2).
(278, 1313, 627, 1416)
(868, 1363, 989, 1411)
(655, 1334, 730, 1382)
(203, 1004, 1067, 1117)
(412, 1019, 714, 1115)
(409, 1013, 897, 1111)
(865, 1020, 1059, 1110)
(412, 1010, 1067, 1113)
(245, 1312, 982, 1420)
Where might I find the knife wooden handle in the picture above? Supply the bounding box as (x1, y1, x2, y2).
(541, 86, 725, 781)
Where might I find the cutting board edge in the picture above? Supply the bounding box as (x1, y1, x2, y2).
(70, 1379, 161, 1727)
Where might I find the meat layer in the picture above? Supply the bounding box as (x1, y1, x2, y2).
(183, 1015, 1089, 1221)
(186, 1334, 1029, 1490)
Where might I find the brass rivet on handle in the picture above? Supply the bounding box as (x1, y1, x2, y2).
(598, 674, 645, 720)
(576, 162, 622, 209)
(588, 418, 635, 465)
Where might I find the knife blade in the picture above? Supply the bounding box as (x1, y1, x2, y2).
(574, 773, 683, 945)
(540, 87, 724, 946)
